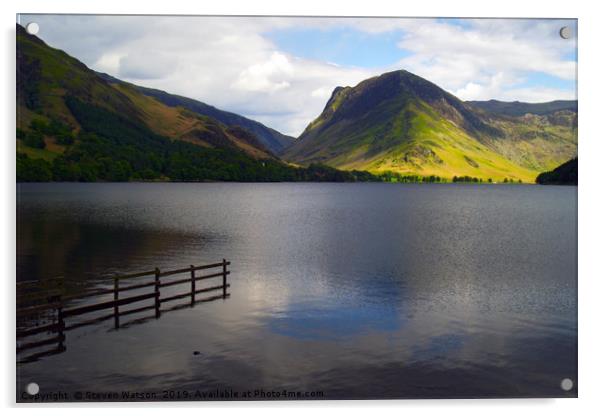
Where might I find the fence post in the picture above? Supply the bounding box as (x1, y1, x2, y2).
(190, 265, 195, 306)
(222, 259, 227, 298)
(113, 276, 119, 329)
(57, 295, 65, 351)
(154, 267, 161, 318)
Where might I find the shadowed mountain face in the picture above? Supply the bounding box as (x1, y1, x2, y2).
(284, 70, 577, 183)
(536, 158, 578, 185)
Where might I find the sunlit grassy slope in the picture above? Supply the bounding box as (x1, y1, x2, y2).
(332, 101, 538, 182)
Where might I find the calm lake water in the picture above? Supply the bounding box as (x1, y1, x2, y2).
(16, 183, 577, 400)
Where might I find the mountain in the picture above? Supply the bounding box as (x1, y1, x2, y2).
(18, 24, 358, 183)
(284, 70, 577, 183)
(16, 24, 276, 159)
(468, 99, 577, 117)
(96, 72, 294, 154)
(536, 158, 578, 185)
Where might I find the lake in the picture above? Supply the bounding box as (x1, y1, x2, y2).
(16, 182, 577, 400)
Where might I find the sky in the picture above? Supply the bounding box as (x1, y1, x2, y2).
(18, 15, 577, 137)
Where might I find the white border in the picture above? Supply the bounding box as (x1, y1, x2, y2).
(2, 0, 601, 415)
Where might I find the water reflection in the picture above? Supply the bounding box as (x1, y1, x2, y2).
(18, 220, 217, 283)
(268, 298, 405, 341)
(17, 183, 577, 399)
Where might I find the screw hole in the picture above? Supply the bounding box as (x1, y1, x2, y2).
(26, 382, 39, 395)
(559, 26, 571, 40)
(560, 378, 573, 391)
(25, 22, 39, 35)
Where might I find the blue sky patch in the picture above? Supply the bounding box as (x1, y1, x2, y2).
(266, 27, 411, 68)
(520, 71, 575, 91)
(437, 18, 474, 29)
(563, 49, 577, 61)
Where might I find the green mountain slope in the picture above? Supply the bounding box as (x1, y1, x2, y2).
(96, 72, 294, 154)
(284, 70, 577, 183)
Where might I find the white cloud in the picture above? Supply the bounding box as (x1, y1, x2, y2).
(19, 15, 577, 136)
(454, 72, 516, 100)
(311, 87, 333, 99)
(119, 51, 177, 80)
(390, 19, 577, 101)
(232, 52, 294, 93)
(496, 87, 576, 103)
(95, 52, 124, 75)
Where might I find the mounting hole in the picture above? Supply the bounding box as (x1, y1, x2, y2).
(559, 26, 571, 40)
(26, 382, 39, 395)
(560, 378, 574, 391)
(25, 22, 39, 35)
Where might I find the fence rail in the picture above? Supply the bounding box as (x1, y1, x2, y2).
(16, 259, 231, 362)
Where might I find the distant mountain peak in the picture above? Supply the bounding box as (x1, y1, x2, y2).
(302, 69, 498, 141)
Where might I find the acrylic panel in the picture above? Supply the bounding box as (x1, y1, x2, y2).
(16, 14, 577, 402)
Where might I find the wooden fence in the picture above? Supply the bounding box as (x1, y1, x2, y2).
(16, 259, 230, 362)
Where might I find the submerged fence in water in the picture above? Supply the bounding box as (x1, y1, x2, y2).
(16, 259, 231, 363)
